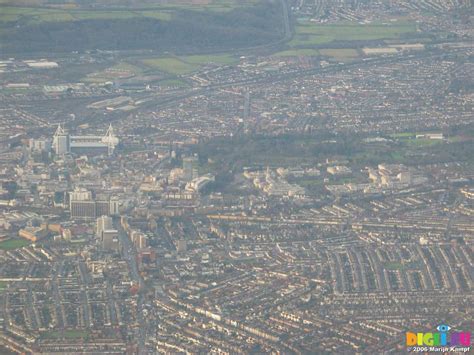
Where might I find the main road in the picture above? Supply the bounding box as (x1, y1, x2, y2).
(116, 219, 147, 354)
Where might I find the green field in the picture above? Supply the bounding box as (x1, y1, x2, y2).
(384, 261, 422, 271)
(159, 79, 190, 88)
(405, 138, 444, 148)
(289, 22, 417, 48)
(0, 6, 174, 25)
(142, 54, 237, 75)
(198, 129, 474, 183)
(161, 0, 260, 12)
(319, 48, 359, 59)
(142, 57, 199, 75)
(184, 54, 237, 65)
(389, 132, 446, 147)
(84, 62, 143, 83)
(42, 329, 89, 339)
(290, 178, 325, 191)
(0, 239, 30, 250)
(390, 132, 417, 138)
(273, 49, 320, 57)
(0, 281, 6, 293)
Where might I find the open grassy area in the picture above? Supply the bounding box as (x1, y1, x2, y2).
(390, 132, 416, 138)
(183, 54, 237, 65)
(289, 21, 417, 48)
(0, 239, 30, 250)
(83, 62, 143, 83)
(290, 178, 325, 190)
(389, 132, 446, 148)
(0, 281, 6, 293)
(135, 10, 172, 21)
(161, 0, 260, 12)
(42, 329, 89, 339)
(0, 6, 175, 25)
(384, 261, 422, 271)
(198, 130, 474, 185)
(405, 138, 444, 148)
(273, 48, 359, 61)
(319, 48, 359, 59)
(142, 57, 199, 75)
(159, 78, 190, 88)
(0, 87, 35, 95)
(273, 49, 320, 57)
(142, 54, 237, 75)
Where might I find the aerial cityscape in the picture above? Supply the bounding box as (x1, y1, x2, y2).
(0, 0, 472, 353)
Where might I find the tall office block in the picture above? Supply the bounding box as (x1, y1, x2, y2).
(110, 198, 120, 216)
(102, 229, 119, 252)
(53, 124, 69, 155)
(70, 200, 96, 219)
(96, 216, 113, 238)
(96, 216, 118, 251)
(69, 188, 117, 220)
(183, 156, 199, 182)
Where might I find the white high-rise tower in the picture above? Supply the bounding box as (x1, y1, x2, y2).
(52, 124, 69, 155)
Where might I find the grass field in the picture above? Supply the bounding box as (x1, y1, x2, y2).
(0, 281, 6, 293)
(384, 261, 422, 271)
(0, 6, 174, 25)
(83, 62, 143, 83)
(389, 132, 445, 147)
(162, 0, 260, 12)
(390, 132, 416, 138)
(405, 138, 444, 148)
(291, 178, 325, 190)
(289, 22, 417, 48)
(42, 329, 89, 339)
(273, 49, 320, 57)
(0, 239, 30, 250)
(319, 48, 359, 59)
(183, 54, 237, 65)
(142, 58, 199, 75)
(159, 79, 190, 88)
(142, 54, 237, 75)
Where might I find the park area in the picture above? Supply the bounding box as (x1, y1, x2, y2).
(0, 238, 30, 250)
